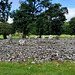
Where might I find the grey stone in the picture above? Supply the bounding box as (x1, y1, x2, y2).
(64, 36, 67, 40)
(55, 35, 60, 40)
(8, 34, 12, 43)
(19, 35, 22, 39)
(34, 35, 37, 39)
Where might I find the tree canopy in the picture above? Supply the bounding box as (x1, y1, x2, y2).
(10, 0, 68, 37)
(0, 0, 12, 39)
(69, 17, 75, 35)
(0, 23, 13, 39)
(0, 0, 12, 22)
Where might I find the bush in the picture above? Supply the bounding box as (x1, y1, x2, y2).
(0, 23, 13, 39)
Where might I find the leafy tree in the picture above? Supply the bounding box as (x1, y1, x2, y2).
(0, 0, 12, 22)
(45, 3, 68, 35)
(0, 0, 12, 39)
(11, 0, 52, 38)
(33, 3, 68, 36)
(0, 23, 13, 39)
(69, 17, 75, 35)
(36, 12, 49, 37)
(62, 22, 69, 34)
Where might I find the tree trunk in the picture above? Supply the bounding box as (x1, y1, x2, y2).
(22, 34, 26, 38)
(39, 34, 41, 38)
(3, 34, 7, 39)
(23, 27, 27, 38)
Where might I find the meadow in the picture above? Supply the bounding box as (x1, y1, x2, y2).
(0, 61, 75, 75)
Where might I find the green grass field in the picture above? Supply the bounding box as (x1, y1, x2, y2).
(0, 61, 75, 75)
(0, 34, 75, 39)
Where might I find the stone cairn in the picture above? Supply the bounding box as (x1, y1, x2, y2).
(0, 35, 75, 63)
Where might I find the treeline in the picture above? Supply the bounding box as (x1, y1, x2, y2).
(0, 0, 75, 39)
(63, 17, 75, 35)
(10, 0, 68, 38)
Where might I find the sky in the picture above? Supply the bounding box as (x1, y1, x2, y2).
(7, 0, 75, 23)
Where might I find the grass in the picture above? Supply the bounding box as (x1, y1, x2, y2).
(23, 34, 75, 39)
(0, 61, 75, 75)
(0, 34, 75, 39)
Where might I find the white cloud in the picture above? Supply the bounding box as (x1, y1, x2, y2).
(65, 8, 75, 22)
(7, 17, 13, 24)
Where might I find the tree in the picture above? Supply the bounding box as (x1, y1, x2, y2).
(0, 0, 12, 39)
(0, 0, 12, 22)
(62, 22, 69, 34)
(11, 0, 52, 38)
(34, 3, 68, 36)
(0, 23, 13, 39)
(69, 17, 75, 35)
(45, 3, 68, 35)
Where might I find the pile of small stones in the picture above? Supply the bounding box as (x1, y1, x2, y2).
(0, 35, 75, 63)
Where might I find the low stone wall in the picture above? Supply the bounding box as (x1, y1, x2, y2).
(0, 38, 75, 63)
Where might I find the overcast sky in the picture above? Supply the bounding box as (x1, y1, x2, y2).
(7, 0, 75, 23)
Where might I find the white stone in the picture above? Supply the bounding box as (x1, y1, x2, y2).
(42, 35, 45, 39)
(34, 35, 37, 39)
(31, 61, 35, 64)
(19, 39, 26, 45)
(49, 35, 53, 39)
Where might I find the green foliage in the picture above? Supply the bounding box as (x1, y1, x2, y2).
(0, 0, 12, 22)
(10, 0, 68, 37)
(62, 22, 70, 34)
(10, 0, 52, 38)
(69, 17, 75, 35)
(0, 23, 13, 39)
(0, 23, 13, 34)
(45, 3, 68, 35)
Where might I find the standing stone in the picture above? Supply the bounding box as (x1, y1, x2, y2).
(49, 35, 53, 39)
(42, 35, 45, 39)
(64, 36, 67, 40)
(71, 36, 74, 40)
(34, 35, 37, 39)
(55, 35, 60, 40)
(19, 34, 22, 39)
(8, 34, 12, 43)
